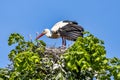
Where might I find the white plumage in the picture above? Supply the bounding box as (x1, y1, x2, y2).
(51, 21, 69, 33)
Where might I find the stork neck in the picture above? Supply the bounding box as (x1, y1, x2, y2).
(45, 31, 52, 38)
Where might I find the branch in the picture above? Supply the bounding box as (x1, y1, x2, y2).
(44, 47, 67, 60)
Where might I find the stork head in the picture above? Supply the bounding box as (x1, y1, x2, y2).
(36, 29, 51, 39)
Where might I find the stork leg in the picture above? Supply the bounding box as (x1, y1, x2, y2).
(62, 37, 66, 48)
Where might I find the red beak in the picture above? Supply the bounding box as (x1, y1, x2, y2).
(36, 33, 45, 40)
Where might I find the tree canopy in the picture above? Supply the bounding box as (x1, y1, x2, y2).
(0, 32, 120, 80)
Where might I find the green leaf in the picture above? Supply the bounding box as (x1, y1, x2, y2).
(16, 58, 22, 63)
(31, 56, 39, 59)
(15, 63, 19, 67)
(103, 59, 108, 64)
(92, 52, 98, 57)
(116, 65, 120, 69)
(67, 62, 72, 68)
(77, 58, 84, 66)
(0, 78, 4, 80)
(95, 57, 100, 62)
(81, 64, 87, 70)
(35, 59, 39, 63)
(117, 73, 120, 79)
(72, 64, 78, 72)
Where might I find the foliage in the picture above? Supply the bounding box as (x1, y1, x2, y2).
(0, 32, 120, 80)
(61, 32, 120, 80)
(7, 33, 48, 80)
(0, 68, 10, 80)
(109, 57, 120, 79)
(61, 32, 106, 79)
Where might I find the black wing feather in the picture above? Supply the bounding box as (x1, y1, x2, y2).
(63, 20, 78, 25)
(58, 24, 84, 41)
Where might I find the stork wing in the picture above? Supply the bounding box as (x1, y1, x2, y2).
(58, 24, 84, 41)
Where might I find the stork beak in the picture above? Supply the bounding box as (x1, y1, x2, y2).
(36, 33, 45, 40)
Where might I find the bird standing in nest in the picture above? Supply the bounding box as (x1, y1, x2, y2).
(36, 20, 84, 48)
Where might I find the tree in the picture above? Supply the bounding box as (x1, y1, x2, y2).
(62, 32, 120, 80)
(0, 32, 120, 80)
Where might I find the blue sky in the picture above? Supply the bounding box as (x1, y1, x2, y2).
(0, 0, 120, 68)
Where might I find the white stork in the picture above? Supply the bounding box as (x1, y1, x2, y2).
(36, 20, 84, 47)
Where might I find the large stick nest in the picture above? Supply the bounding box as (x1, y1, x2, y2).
(43, 47, 67, 61)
